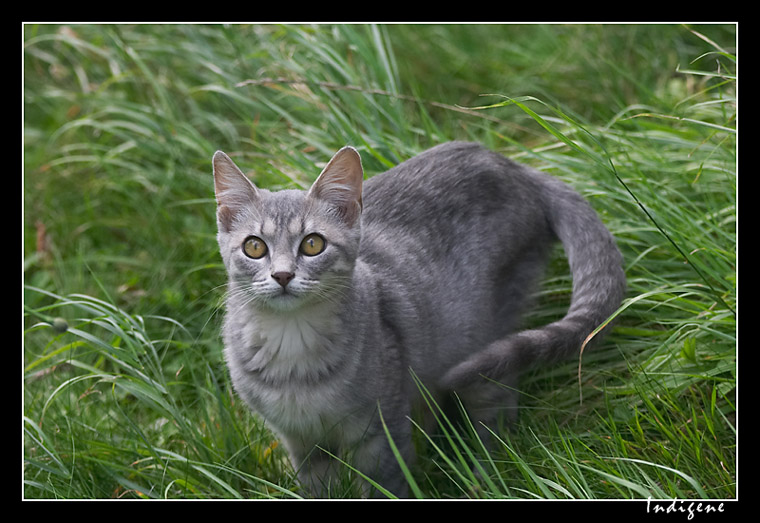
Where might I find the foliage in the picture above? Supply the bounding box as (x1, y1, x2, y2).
(23, 23, 736, 499)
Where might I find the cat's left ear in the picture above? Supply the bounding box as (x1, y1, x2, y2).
(308, 146, 363, 226)
(213, 151, 260, 233)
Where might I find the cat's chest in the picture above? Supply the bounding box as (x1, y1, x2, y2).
(226, 307, 364, 438)
(238, 307, 344, 379)
(253, 378, 366, 442)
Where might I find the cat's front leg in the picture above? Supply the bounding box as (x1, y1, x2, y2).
(283, 439, 343, 498)
(351, 416, 414, 499)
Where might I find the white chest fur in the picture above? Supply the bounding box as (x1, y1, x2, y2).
(241, 306, 338, 378)
(229, 305, 362, 439)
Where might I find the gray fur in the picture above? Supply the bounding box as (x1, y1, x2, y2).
(213, 142, 625, 498)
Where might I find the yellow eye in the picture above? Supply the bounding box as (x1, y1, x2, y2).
(300, 234, 326, 256)
(243, 236, 268, 259)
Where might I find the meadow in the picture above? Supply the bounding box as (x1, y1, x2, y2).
(23, 23, 737, 500)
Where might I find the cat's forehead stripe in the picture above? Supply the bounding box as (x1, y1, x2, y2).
(287, 217, 303, 235)
(261, 218, 276, 237)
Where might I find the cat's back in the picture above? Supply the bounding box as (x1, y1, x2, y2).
(364, 142, 500, 217)
(361, 141, 546, 245)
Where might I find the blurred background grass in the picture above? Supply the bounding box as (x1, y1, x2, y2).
(23, 23, 736, 499)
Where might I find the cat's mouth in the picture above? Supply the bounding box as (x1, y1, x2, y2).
(263, 286, 307, 311)
(246, 277, 327, 312)
(276, 287, 296, 298)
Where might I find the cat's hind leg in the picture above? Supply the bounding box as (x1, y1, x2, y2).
(451, 368, 521, 449)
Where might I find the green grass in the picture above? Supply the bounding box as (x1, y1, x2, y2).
(23, 23, 736, 499)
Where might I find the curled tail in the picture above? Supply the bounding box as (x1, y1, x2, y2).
(442, 172, 626, 390)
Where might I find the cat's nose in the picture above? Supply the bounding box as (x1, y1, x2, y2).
(271, 271, 295, 288)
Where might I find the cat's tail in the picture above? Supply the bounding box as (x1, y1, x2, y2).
(441, 172, 626, 390)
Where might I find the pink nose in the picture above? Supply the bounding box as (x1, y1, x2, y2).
(271, 271, 295, 288)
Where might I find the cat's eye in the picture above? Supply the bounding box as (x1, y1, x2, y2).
(243, 236, 268, 259)
(300, 233, 326, 256)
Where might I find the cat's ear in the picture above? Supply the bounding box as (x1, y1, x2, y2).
(213, 151, 259, 233)
(307, 146, 363, 226)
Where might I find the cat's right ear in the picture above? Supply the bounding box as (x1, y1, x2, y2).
(307, 146, 364, 227)
(213, 151, 259, 233)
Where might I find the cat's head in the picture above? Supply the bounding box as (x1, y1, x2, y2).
(213, 147, 363, 312)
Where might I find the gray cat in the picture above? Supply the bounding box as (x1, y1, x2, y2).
(213, 142, 625, 498)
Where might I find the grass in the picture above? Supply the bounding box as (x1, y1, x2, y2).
(23, 23, 737, 500)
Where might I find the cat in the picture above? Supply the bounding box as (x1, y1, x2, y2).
(213, 141, 626, 498)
